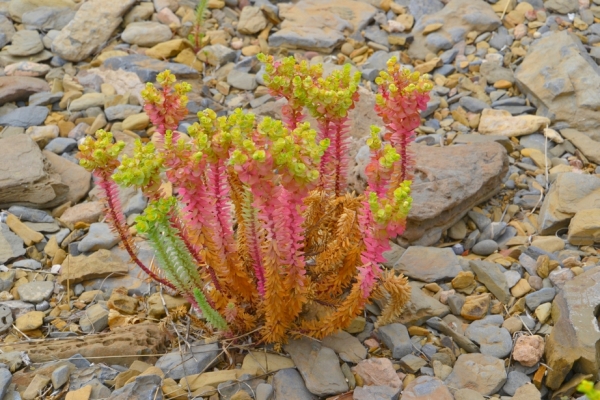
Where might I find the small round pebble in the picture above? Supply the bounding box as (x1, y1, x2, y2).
(471, 240, 498, 256)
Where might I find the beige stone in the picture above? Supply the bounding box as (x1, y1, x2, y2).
(242, 351, 295, 373)
(58, 250, 129, 286)
(107, 287, 138, 315)
(59, 201, 104, 227)
(531, 236, 565, 253)
(22, 375, 52, 400)
(451, 271, 475, 290)
(15, 311, 44, 331)
(510, 279, 531, 298)
(5, 214, 43, 246)
(181, 370, 248, 391)
(535, 303, 551, 323)
(145, 39, 191, 60)
(479, 109, 550, 137)
(568, 209, 600, 245)
(461, 293, 490, 321)
(513, 383, 541, 400)
(512, 335, 544, 367)
(65, 385, 92, 400)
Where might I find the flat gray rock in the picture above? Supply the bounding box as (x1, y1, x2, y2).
(0, 223, 25, 264)
(0, 105, 48, 128)
(393, 246, 462, 282)
(284, 337, 348, 396)
(103, 54, 199, 83)
(155, 343, 220, 380)
(17, 281, 54, 303)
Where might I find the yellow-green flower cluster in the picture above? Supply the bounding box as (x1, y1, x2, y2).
(368, 180, 412, 225)
(113, 140, 164, 189)
(77, 130, 125, 172)
(135, 197, 176, 234)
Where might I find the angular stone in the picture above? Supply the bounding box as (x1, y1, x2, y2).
(0, 76, 49, 103)
(461, 293, 491, 321)
(376, 323, 412, 359)
(241, 351, 295, 374)
(515, 31, 600, 135)
(272, 368, 314, 400)
(103, 54, 199, 82)
(8, 0, 76, 22)
(464, 315, 512, 358)
(52, 0, 136, 62)
(283, 337, 349, 396)
(17, 281, 54, 303)
(109, 374, 162, 400)
(469, 260, 510, 304)
(395, 282, 450, 326)
(403, 376, 452, 399)
(15, 310, 44, 331)
(353, 385, 400, 400)
(568, 209, 600, 245)
(0, 223, 25, 264)
(0, 105, 48, 128)
(393, 246, 462, 283)
(10, 323, 167, 366)
(121, 21, 172, 47)
(478, 109, 550, 137)
(444, 354, 507, 395)
(544, 266, 600, 389)
(269, 0, 376, 53)
(352, 357, 402, 389)
(409, 0, 501, 60)
(58, 250, 129, 286)
(42, 151, 91, 205)
(561, 129, 600, 164)
(0, 135, 68, 209)
(538, 173, 600, 235)
(321, 331, 366, 364)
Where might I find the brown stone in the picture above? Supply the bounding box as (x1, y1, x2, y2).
(451, 271, 475, 290)
(59, 201, 104, 227)
(42, 151, 91, 205)
(65, 385, 92, 400)
(0, 76, 49, 103)
(461, 293, 490, 321)
(402, 375, 452, 399)
(351, 357, 402, 389)
(510, 279, 532, 298)
(107, 287, 138, 315)
(545, 266, 600, 389)
(9, 324, 167, 367)
(5, 214, 43, 246)
(58, 250, 129, 285)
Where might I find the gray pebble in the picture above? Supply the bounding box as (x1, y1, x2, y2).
(51, 364, 70, 389)
(502, 371, 531, 396)
(376, 323, 412, 359)
(12, 259, 41, 270)
(16, 281, 54, 303)
(525, 287, 556, 310)
(471, 240, 498, 256)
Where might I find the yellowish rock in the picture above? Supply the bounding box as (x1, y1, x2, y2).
(173, 48, 203, 72)
(521, 148, 548, 169)
(207, 0, 224, 9)
(510, 279, 531, 298)
(531, 236, 565, 253)
(493, 80, 513, 89)
(568, 209, 600, 245)
(451, 271, 475, 290)
(145, 39, 190, 59)
(396, 13, 414, 30)
(122, 113, 150, 131)
(115, 369, 140, 389)
(65, 385, 92, 400)
(479, 109, 550, 137)
(423, 23, 443, 34)
(181, 370, 253, 391)
(535, 303, 551, 323)
(162, 378, 187, 400)
(15, 311, 44, 331)
(241, 351, 295, 373)
(6, 214, 43, 246)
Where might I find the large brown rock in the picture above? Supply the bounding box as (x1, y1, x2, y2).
(515, 31, 600, 137)
(408, 0, 501, 60)
(401, 142, 508, 246)
(8, 0, 76, 22)
(0, 135, 69, 209)
(58, 249, 129, 285)
(269, 0, 376, 53)
(538, 172, 600, 235)
(42, 150, 91, 204)
(0, 76, 49, 104)
(9, 324, 167, 372)
(544, 266, 600, 390)
(394, 282, 450, 326)
(52, 0, 136, 62)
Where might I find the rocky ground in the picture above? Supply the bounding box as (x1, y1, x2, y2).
(0, 0, 599, 399)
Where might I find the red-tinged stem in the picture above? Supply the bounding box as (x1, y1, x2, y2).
(96, 173, 176, 291)
(245, 206, 266, 296)
(333, 118, 350, 197)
